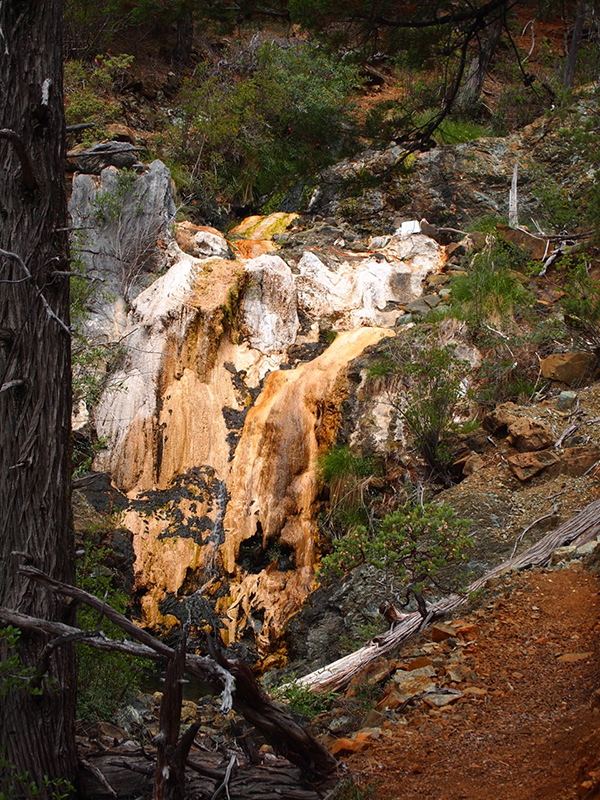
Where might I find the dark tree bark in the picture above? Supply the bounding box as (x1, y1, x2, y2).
(0, 0, 77, 795)
(173, 10, 194, 66)
(563, 0, 587, 89)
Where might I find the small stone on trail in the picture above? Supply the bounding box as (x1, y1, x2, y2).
(431, 622, 457, 642)
(557, 651, 593, 663)
(423, 692, 462, 708)
(556, 390, 577, 411)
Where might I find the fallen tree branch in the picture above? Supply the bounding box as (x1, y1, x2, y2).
(9, 566, 338, 780)
(299, 497, 600, 694)
(510, 503, 558, 558)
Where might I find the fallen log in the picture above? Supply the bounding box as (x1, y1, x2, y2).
(298, 496, 600, 694)
(80, 747, 334, 800)
(1, 565, 338, 781)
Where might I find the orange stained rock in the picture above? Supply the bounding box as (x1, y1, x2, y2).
(221, 327, 393, 652)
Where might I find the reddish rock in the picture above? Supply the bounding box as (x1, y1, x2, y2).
(330, 731, 372, 755)
(507, 450, 560, 481)
(541, 353, 598, 386)
(345, 659, 394, 696)
(447, 663, 477, 683)
(393, 672, 437, 696)
(497, 225, 549, 260)
(377, 688, 406, 711)
(453, 622, 479, 639)
(233, 239, 273, 259)
(558, 445, 600, 477)
(398, 656, 433, 671)
(462, 453, 484, 476)
(557, 651, 593, 663)
(431, 622, 457, 642)
(506, 417, 556, 452)
(482, 402, 519, 435)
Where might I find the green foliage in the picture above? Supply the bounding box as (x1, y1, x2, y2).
(559, 252, 600, 322)
(320, 502, 472, 596)
(92, 168, 139, 225)
(0, 762, 73, 800)
(337, 620, 388, 655)
(0, 627, 43, 698)
(470, 315, 562, 407)
(273, 681, 337, 719)
(330, 778, 376, 800)
(319, 445, 376, 485)
(529, 165, 580, 231)
(375, 332, 471, 481)
(64, 54, 133, 139)
(158, 41, 360, 208)
(450, 237, 533, 325)
(76, 543, 150, 723)
(318, 445, 380, 538)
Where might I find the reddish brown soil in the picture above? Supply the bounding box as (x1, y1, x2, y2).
(343, 568, 600, 800)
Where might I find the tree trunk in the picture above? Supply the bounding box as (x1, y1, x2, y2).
(173, 10, 194, 66)
(0, 1, 77, 795)
(456, 15, 503, 109)
(563, 0, 587, 90)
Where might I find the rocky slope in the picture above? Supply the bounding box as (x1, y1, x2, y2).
(71, 165, 448, 657)
(72, 90, 600, 672)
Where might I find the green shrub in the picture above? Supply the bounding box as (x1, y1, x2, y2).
(451, 236, 533, 325)
(76, 543, 150, 723)
(557, 251, 600, 358)
(372, 331, 471, 483)
(318, 445, 381, 540)
(158, 41, 360, 209)
(273, 681, 336, 719)
(320, 502, 472, 597)
(64, 54, 133, 138)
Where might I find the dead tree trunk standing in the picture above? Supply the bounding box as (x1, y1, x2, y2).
(154, 635, 201, 800)
(0, 0, 77, 794)
(563, 0, 587, 90)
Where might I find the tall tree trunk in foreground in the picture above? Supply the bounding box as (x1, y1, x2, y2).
(0, 0, 77, 794)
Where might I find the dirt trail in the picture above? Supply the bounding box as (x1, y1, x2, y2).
(343, 567, 600, 799)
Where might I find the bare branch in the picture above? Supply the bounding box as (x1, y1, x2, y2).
(0, 248, 71, 335)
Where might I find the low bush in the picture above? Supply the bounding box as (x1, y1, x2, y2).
(157, 41, 361, 210)
(76, 542, 150, 723)
(370, 331, 471, 484)
(450, 236, 533, 326)
(64, 54, 133, 140)
(320, 502, 472, 599)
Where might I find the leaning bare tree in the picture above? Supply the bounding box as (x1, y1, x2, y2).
(0, 0, 78, 794)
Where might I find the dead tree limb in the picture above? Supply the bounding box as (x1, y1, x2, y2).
(299, 497, 600, 694)
(8, 566, 338, 780)
(153, 634, 200, 800)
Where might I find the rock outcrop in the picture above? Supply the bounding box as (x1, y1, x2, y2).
(69, 160, 176, 338)
(307, 95, 596, 232)
(83, 193, 448, 654)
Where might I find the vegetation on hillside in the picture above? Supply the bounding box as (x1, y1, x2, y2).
(63, 0, 600, 220)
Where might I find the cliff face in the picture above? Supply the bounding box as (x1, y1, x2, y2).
(220, 327, 392, 655)
(77, 164, 448, 655)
